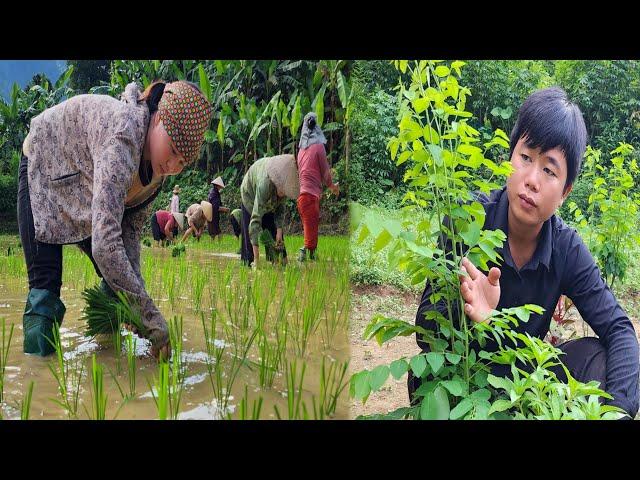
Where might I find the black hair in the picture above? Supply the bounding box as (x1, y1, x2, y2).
(510, 86, 588, 189)
(307, 115, 316, 130)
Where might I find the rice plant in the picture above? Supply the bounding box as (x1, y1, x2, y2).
(148, 358, 182, 420)
(170, 243, 186, 257)
(149, 361, 170, 420)
(20, 381, 35, 420)
(125, 333, 137, 399)
(201, 311, 258, 414)
(168, 315, 185, 383)
(84, 354, 107, 420)
(81, 284, 147, 338)
(238, 385, 264, 420)
(47, 325, 84, 418)
(0, 317, 14, 403)
(292, 286, 327, 357)
(255, 332, 285, 389)
(192, 267, 206, 312)
(274, 360, 307, 420)
(317, 356, 349, 418)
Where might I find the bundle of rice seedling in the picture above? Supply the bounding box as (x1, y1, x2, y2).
(259, 230, 285, 263)
(81, 284, 147, 338)
(171, 243, 186, 257)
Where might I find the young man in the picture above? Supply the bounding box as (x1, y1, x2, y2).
(412, 87, 639, 418)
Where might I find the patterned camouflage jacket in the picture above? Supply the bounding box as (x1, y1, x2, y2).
(23, 83, 168, 347)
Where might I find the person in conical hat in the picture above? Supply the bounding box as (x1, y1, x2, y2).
(181, 201, 211, 242)
(170, 185, 181, 213)
(207, 176, 230, 242)
(150, 210, 185, 247)
(17, 78, 212, 361)
(296, 112, 339, 262)
(239, 154, 299, 267)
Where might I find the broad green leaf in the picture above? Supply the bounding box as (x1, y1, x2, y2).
(368, 365, 390, 391)
(410, 355, 428, 377)
(425, 352, 444, 374)
(441, 379, 466, 397)
(198, 64, 212, 102)
(351, 371, 371, 402)
(449, 397, 473, 419)
(390, 359, 409, 380)
(420, 386, 450, 419)
(435, 66, 450, 77)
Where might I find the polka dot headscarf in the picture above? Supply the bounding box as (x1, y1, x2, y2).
(158, 81, 213, 164)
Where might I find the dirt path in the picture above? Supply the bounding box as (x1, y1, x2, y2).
(348, 285, 420, 419)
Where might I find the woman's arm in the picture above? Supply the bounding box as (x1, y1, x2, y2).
(91, 137, 169, 350)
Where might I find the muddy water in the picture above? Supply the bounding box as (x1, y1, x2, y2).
(0, 236, 350, 420)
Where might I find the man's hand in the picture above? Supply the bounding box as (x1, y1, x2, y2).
(329, 183, 340, 196)
(459, 257, 501, 323)
(275, 228, 283, 246)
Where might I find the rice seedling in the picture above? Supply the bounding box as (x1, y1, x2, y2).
(0, 317, 14, 403)
(292, 286, 327, 357)
(20, 381, 34, 420)
(317, 356, 349, 418)
(147, 360, 182, 420)
(250, 276, 270, 331)
(83, 354, 107, 420)
(142, 237, 152, 247)
(192, 267, 206, 313)
(166, 265, 177, 307)
(47, 324, 84, 418)
(170, 243, 186, 257)
(168, 315, 185, 383)
(125, 332, 137, 398)
(81, 284, 147, 338)
(201, 311, 258, 414)
(259, 230, 285, 264)
(238, 385, 264, 420)
(148, 361, 170, 420)
(255, 332, 284, 389)
(320, 284, 349, 347)
(274, 360, 307, 420)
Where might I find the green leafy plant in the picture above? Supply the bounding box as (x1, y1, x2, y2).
(569, 143, 640, 290)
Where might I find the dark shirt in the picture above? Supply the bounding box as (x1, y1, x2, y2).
(416, 187, 639, 416)
(208, 186, 221, 210)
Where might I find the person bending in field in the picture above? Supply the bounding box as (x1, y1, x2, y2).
(151, 210, 184, 247)
(181, 201, 212, 242)
(18, 80, 212, 360)
(240, 154, 299, 268)
(411, 87, 639, 418)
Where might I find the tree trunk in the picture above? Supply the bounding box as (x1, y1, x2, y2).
(345, 122, 350, 196)
(329, 91, 335, 164)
